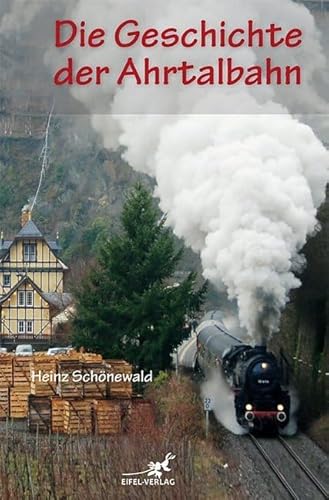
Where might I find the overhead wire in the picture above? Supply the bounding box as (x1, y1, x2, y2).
(30, 101, 55, 213)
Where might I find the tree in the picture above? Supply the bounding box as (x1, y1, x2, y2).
(72, 183, 207, 371)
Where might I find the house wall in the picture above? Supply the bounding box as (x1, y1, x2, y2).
(0, 235, 67, 337)
(0, 281, 51, 337)
(0, 239, 64, 296)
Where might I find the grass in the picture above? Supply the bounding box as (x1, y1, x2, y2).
(0, 373, 233, 499)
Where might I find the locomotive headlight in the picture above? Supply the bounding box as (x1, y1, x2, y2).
(245, 403, 253, 411)
(277, 404, 284, 411)
(261, 362, 268, 369)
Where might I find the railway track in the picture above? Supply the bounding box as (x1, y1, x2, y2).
(249, 434, 329, 500)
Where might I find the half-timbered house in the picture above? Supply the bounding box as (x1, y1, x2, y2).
(0, 206, 71, 343)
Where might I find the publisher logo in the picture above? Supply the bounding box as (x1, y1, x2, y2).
(121, 452, 176, 486)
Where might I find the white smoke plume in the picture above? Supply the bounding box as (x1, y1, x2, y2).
(201, 368, 247, 435)
(2, 0, 329, 342)
(0, 0, 46, 34)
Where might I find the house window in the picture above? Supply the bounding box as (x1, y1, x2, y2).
(23, 243, 36, 262)
(26, 321, 33, 334)
(18, 291, 34, 307)
(26, 291, 33, 307)
(18, 291, 25, 306)
(3, 275, 10, 287)
(18, 320, 25, 334)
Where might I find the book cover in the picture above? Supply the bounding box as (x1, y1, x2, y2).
(0, 1, 328, 498)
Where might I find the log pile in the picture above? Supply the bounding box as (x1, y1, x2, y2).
(93, 399, 121, 435)
(0, 356, 13, 387)
(106, 359, 133, 399)
(0, 351, 154, 435)
(10, 388, 29, 418)
(0, 355, 12, 418)
(13, 356, 32, 389)
(83, 362, 107, 399)
(57, 360, 84, 399)
(28, 396, 51, 433)
(0, 387, 9, 418)
(63, 400, 93, 435)
(30, 358, 57, 396)
(51, 397, 65, 433)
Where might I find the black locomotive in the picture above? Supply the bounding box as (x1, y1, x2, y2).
(195, 311, 290, 434)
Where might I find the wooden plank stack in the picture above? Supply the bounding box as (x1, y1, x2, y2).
(0, 351, 151, 435)
(30, 358, 57, 396)
(0, 387, 9, 418)
(51, 397, 65, 433)
(83, 362, 107, 399)
(0, 355, 13, 418)
(28, 395, 51, 433)
(106, 359, 133, 399)
(57, 360, 84, 399)
(93, 399, 121, 435)
(10, 388, 29, 418)
(11, 357, 33, 418)
(0, 355, 13, 387)
(64, 400, 93, 435)
(13, 356, 32, 388)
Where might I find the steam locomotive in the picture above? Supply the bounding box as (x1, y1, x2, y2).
(195, 311, 290, 434)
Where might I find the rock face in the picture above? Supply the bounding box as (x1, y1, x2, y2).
(273, 6, 329, 423)
(0, 113, 151, 263)
(276, 186, 329, 423)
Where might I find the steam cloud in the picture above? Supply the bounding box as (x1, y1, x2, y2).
(1, 0, 329, 342)
(202, 369, 247, 435)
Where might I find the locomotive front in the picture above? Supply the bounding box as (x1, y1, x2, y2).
(230, 346, 290, 433)
(196, 311, 291, 434)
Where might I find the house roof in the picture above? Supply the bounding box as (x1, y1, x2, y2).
(42, 292, 73, 309)
(0, 240, 11, 258)
(16, 220, 43, 239)
(0, 220, 62, 260)
(47, 240, 61, 252)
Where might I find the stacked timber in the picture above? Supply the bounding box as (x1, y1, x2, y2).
(30, 358, 57, 396)
(0, 351, 143, 435)
(0, 355, 12, 418)
(0, 355, 13, 387)
(83, 362, 107, 399)
(57, 360, 84, 398)
(11, 357, 32, 418)
(51, 397, 65, 433)
(106, 360, 133, 399)
(13, 356, 32, 389)
(28, 395, 51, 433)
(81, 353, 103, 363)
(93, 399, 121, 435)
(0, 387, 9, 418)
(63, 400, 93, 435)
(10, 389, 29, 418)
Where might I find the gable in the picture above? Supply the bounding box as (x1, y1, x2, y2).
(0, 275, 45, 307)
(0, 238, 67, 270)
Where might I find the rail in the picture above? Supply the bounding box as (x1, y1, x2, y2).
(249, 435, 299, 499)
(278, 436, 329, 499)
(249, 434, 329, 499)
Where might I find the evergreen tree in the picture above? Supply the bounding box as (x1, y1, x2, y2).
(72, 183, 207, 371)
